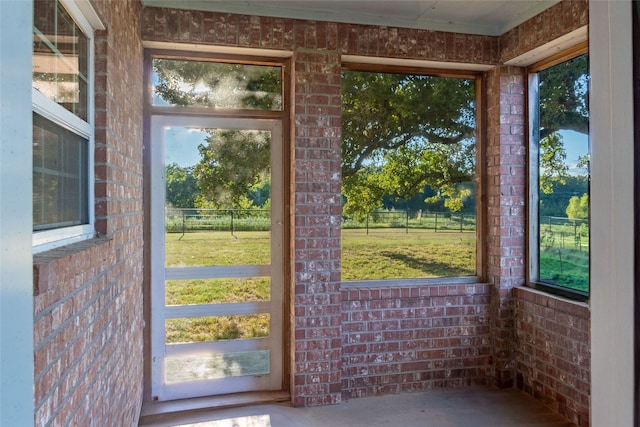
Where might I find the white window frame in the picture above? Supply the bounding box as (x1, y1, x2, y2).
(32, 0, 103, 253)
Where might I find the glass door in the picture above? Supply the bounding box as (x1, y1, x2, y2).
(150, 115, 283, 401)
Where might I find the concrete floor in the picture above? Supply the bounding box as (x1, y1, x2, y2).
(140, 388, 577, 427)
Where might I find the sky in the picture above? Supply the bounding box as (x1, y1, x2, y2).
(560, 129, 589, 176)
(164, 127, 208, 168)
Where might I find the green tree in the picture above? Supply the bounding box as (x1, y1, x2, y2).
(154, 60, 280, 209)
(539, 132, 569, 194)
(193, 130, 271, 209)
(165, 163, 200, 208)
(341, 71, 476, 219)
(153, 59, 281, 110)
(539, 55, 589, 138)
(537, 54, 589, 193)
(154, 57, 588, 214)
(565, 193, 589, 219)
(539, 175, 588, 217)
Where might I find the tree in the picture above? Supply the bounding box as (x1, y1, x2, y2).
(539, 55, 589, 139)
(539, 175, 588, 217)
(193, 129, 271, 209)
(539, 132, 569, 194)
(153, 59, 281, 110)
(154, 59, 280, 209)
(341, 71, 476, 219)
(537, 54, 589, 193)
(566, 193, 589, 219)
(165, 163, 200, 208)
(153, 57, 589, 214)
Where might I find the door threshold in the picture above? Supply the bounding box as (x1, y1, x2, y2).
(139, 390, 290, 426)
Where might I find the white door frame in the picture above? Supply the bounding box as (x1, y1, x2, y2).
(150, 114, 284, 401)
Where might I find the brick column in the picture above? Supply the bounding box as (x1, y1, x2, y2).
(292, 48, 343, 406)
(485, 66, 526, 388)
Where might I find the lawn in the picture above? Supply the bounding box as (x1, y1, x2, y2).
(539, 247, 589, 293)
(341, 229, 475, 280)
(538, 219, 589, 293)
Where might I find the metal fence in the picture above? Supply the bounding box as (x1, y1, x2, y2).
(166, 208, 271, 237)
(166, 209, 587, 243)
(540, 216, 589, 250)
(342, 210, 476, 233)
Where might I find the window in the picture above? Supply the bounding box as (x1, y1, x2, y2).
(32, 0, 100, 252)
(152, 59, 282, 110)
(341, 66, 478, 282)
(529, 50, 589, 298)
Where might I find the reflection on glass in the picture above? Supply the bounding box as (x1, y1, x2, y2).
(152, 59, 282, 110)
(163, 127, 272, 266)
(165, 350, 270, 383)
(166, 277, 270, 305)
(537, 54, 589, 293)
(33, 0, 89, 120)
(166, 314, 270, 343)
(33, 113, 88, 230)
(341, 71, 477, 280)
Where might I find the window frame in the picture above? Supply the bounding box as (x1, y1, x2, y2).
(527, 43, 590, 301)
(340, 61, 484, 287)
(32, 0, 102, 253)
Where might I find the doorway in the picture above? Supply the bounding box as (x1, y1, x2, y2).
(145, 54, 288, 402)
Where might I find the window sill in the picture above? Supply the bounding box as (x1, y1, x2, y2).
(33, 236, 112, 296)
(514, 286, 589, 315)
(342, 276, 481, 289)
(526, 281, 589, 303)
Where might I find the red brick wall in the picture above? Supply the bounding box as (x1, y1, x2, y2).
(292, 49, 343, 406)
(342, 284, 492, 397)
(499, 0, 588, 63)
(484, 65, 527, 388)
(514, 288, 590, 427)
(33, 0, 144, 425)
(141, 8, 498, 65)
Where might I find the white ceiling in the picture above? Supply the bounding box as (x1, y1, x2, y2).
(143, 0, 561, 36)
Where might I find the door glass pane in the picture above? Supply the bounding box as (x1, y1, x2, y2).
(152, 59, 282, 110)
(166, 350, 270, 383)
(164, 127, 272, 267)
(166, 314, 270, 343)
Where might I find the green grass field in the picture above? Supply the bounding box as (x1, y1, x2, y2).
(539, 247, 589, 292)
(341, 229, 475, 280)
(538, 220, 589, 292)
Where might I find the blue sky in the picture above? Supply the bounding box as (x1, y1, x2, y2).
(164, 127, 207, 168)
(560, 130, 589, 176)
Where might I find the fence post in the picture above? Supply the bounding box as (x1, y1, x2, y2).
(181, 210, 185, 239)
(230, 209, 235, 238)
(460, 213, 463, 233)
(406, 210, 409, 234)
(435, 212, 438, 233)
